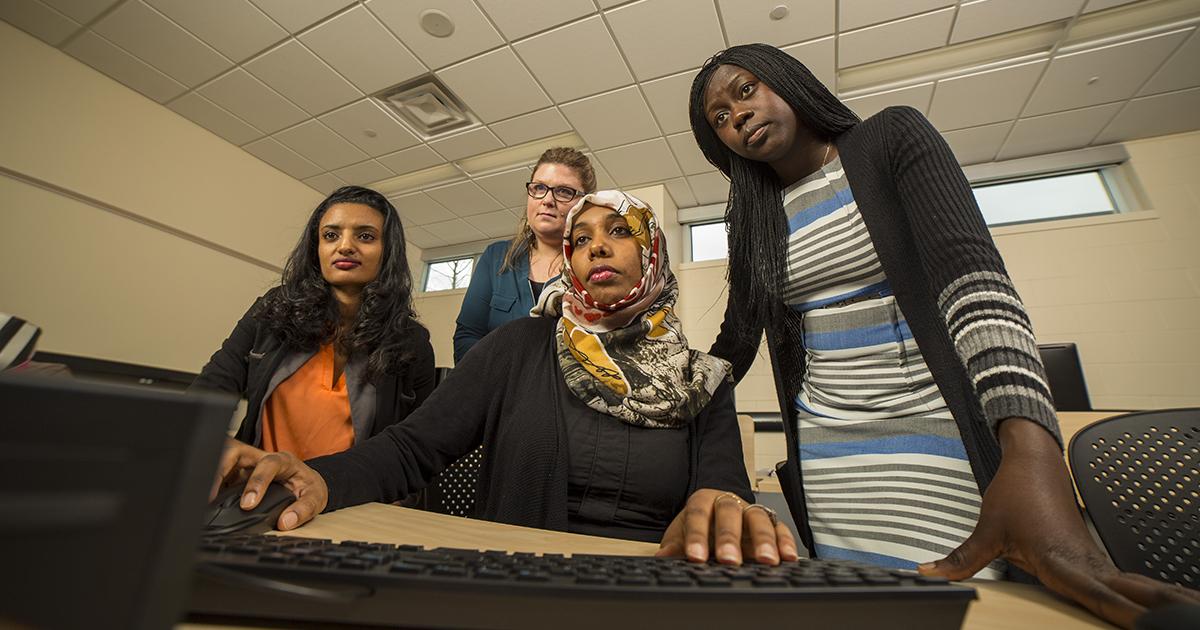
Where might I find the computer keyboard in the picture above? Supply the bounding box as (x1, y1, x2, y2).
(189, 533, 977, 629)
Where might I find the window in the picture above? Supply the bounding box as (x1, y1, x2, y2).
(971, 170, 1118, 227)
(690, 221, 729, 262)
(424, 256, 475, 292)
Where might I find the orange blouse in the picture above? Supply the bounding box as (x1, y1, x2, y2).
(260, 343, 354, 460)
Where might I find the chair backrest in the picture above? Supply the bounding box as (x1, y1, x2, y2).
(1067, 408, 1199, 587)
(1037, 343, 1092, 411)
(420, 366, 481, 517)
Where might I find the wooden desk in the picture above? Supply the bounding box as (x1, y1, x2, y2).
(182, 502, 1111, 630)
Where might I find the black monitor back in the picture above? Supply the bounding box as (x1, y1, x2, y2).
(0, 376, 234, 629)
(1038, 343, 1093, 411)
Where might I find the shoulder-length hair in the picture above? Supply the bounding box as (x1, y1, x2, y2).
(257, 185, 422, 379)
(688, 43, 860, 338)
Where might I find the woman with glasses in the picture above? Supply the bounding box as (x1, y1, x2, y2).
(452, 147, 596, 363)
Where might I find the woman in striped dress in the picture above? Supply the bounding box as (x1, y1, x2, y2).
(688, 43, 1197, 628)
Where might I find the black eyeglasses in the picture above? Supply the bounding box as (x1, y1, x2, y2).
(526, 182, 583, 204)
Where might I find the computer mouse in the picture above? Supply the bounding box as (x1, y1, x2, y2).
(204, 480, 295, 535)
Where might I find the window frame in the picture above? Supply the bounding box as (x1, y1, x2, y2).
(422, 254, 478, 293)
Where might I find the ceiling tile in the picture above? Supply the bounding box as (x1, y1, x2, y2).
(390, 191, 453, 225)
(489, 108, 572, 145)
(597, 0, 636, 7)
(423, 217, 487, 243)
(1025, 29, 1190, 116)
(687, 171, 730, 205)
(64, 31, 187, 103)
(1094, 87, 1200, 144)
(664, 177, 698, 207)
(719, 0, 834, 47)
(594, 138, 682, 186)
(0, 1, 80, 46)
(641, 69, 697, 135)
(145, 0, 285, 62)
(41, 0, 119, 23)
(997, 102, 1122, 160)
(302, 172, 348, 195)
(844, 83, 934, 121)
(91, 0, 230, 87)
(477, 0, 595, 41)
(332, 159, 395, 185)
(465, 208, 522, 239)
(513, 15, 633, 103)
(243, 137, 323, 179)
(198, 68, 308, 134)
(248, 0, 354, 33)
(838, 0, 954, 31)
(941, 122, 1012, 165)
(429, 127, 505, 161)
(425, 180, 503, 216)
(475, 167, 534, 208)
(377, 144, 445, 175)
(365, 0, 503, 70)
(928, 60, 1045, 130)
(951, 0, 1083, 45)
(838, 7, 955, 68)
(244, 39, 361, 115)
(298, 6, 425, 95)
(605, 0, 725, 81)
(167, 92, 263, 145)
(1139, 29, 1200, 97)
(666, 132, 711, 175)
(275, 119, 368, 170)
(782, 36, 837, 93)
(587, 153, 619, 189)
(320, 99, 419, 156)
(560, 86, 660, 150)
(438, 47, 552, 123)
(403, 225, 445, 248)
(1084, 0, 1139, 12)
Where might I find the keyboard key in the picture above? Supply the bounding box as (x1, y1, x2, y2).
(696, 576, 732, 587)
(752, 577, 789, 587)
(389, 562, 422, 574)
(916, 576, 950, 585)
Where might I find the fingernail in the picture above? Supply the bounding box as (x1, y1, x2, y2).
(241, 491, 256, 508)
(758, 544, 778, 562)
(686, 543, 704, 560)
(280, 511, 298, 530)
(917, 562, 935, 572)
(718, 544, 738, 563)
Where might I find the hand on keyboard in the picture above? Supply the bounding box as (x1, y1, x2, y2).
(656, 488, 800, 567)
(212, 438, 328, 531)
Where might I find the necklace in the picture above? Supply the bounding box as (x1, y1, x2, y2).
(819, 142, 831, 168)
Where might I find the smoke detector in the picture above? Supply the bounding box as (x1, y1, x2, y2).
(378, 79, 479, 139)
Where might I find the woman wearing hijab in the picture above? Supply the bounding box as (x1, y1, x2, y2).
(217, 191, 797, 565)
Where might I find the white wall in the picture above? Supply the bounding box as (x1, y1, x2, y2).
(0, 22, 321, 371)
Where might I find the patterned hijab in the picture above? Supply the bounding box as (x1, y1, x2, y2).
(531, 190, 730, 428)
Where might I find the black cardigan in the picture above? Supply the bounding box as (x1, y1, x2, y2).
(307, 316, 753, 534)
(191, 291, 436, 445)
(711, 106, 1060, 555)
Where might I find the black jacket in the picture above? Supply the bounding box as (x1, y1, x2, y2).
(191, 292, 436, 445)
(308, 316, 753, 535)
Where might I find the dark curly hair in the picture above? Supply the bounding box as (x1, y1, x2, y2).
(688, 43, 860, 339)
(257, 185, 422, 379)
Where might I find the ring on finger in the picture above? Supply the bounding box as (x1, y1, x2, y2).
(713, 492, 745, 510)
(743, 503, 779, 527)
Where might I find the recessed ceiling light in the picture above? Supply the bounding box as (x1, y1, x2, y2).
(420, 9, 455, 38)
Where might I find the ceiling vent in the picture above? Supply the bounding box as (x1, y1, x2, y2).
(377, 78, 478, 139)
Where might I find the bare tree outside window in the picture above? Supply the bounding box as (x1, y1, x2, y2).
(424, 257, 475, 292)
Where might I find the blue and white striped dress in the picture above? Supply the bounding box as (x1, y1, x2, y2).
(784, 156, 1003, 578)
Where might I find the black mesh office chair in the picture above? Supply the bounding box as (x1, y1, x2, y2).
(419, 367, 482, 518)
(1038, 343, 1092, 411)
(1068, 409, 1199, 587)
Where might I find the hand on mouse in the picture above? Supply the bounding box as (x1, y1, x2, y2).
(212, 438, 329, 531)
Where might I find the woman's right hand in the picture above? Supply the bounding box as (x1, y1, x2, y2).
(211, 438, 329, 531)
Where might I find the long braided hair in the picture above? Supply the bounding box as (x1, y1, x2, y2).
(688, 44, 860, 358)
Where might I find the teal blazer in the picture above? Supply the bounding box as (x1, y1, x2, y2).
(453, 240, 558, 363)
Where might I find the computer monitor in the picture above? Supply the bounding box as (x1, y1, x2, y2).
(0, 375, 235, 629)
(1037, 343, 1093, 411)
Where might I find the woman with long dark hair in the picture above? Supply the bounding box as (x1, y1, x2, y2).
(193, 186, 435, 461)
(452, 147, 596, 362)
(690, 44, 1196, 626)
